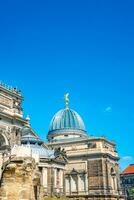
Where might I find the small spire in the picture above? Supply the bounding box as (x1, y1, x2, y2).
(64, 93, 69, 109)
(26, 115, 30, 122)
(26, 115, 30, 127)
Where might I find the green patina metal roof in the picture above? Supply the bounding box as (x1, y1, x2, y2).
(48, 108, 86, 134)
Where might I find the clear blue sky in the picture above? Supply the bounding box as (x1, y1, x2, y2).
(0, 0, 134, 169)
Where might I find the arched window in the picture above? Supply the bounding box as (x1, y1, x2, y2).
(71, 174, 78, 192)
(79, 174, 86, 191)
(65, 177, 70, 194)
(0, 134, 6, 147)
(111, 168, 115, 175)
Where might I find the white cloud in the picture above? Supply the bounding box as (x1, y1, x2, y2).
(104, 106, 112, 112)
(121, 156, 133, 161)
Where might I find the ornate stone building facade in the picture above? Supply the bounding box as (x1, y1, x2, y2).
(0, 83, 65, 200)
(0, 83, 124, 200)
(47, 97, 124, 200)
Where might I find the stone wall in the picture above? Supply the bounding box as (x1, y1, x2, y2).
(0, 157, 41, 200)
(88, 159, 104, 191)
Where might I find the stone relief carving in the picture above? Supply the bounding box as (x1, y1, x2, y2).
(0, 95, 12, 108)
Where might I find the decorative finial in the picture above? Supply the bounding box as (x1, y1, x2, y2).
(64, 93, 69, 109)
(26, 115, 30, 122)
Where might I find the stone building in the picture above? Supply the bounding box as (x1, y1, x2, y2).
(0, 82, 125, 200)
(120, 164, 134, 199)
(47, 95, 124, 200)
(0, 82, 65, 200)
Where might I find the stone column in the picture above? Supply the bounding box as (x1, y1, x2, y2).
(0, 153, 3, 180)
(85, 173, 88, 194)
(105, 159, 110, 192)
(47, 167, 53, 196)
(54, 168, 57, 188)
(76, 174, 78, 194)
(60, 170, 63, 188)
(77, 174, 80, 194)
(69, 175, 71, 195)
(42, 168, 48, 187)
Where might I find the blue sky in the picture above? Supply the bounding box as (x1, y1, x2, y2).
(0, 0, 134, 169)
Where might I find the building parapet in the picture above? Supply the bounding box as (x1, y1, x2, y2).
(0, 81, 22, 97)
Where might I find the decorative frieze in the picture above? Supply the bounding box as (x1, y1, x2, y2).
(0, 94, 12, 108)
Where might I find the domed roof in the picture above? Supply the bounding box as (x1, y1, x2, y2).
(21, 126, 54, 158)
(47, 94, 87, 141)
(48, 108, 86, 134)
(26, 144, 54, 158)
(21, 126, 44, 145)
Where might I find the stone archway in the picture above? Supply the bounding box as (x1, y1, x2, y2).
(0, 131, 9, 151)
(0, 134, 6, 147)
